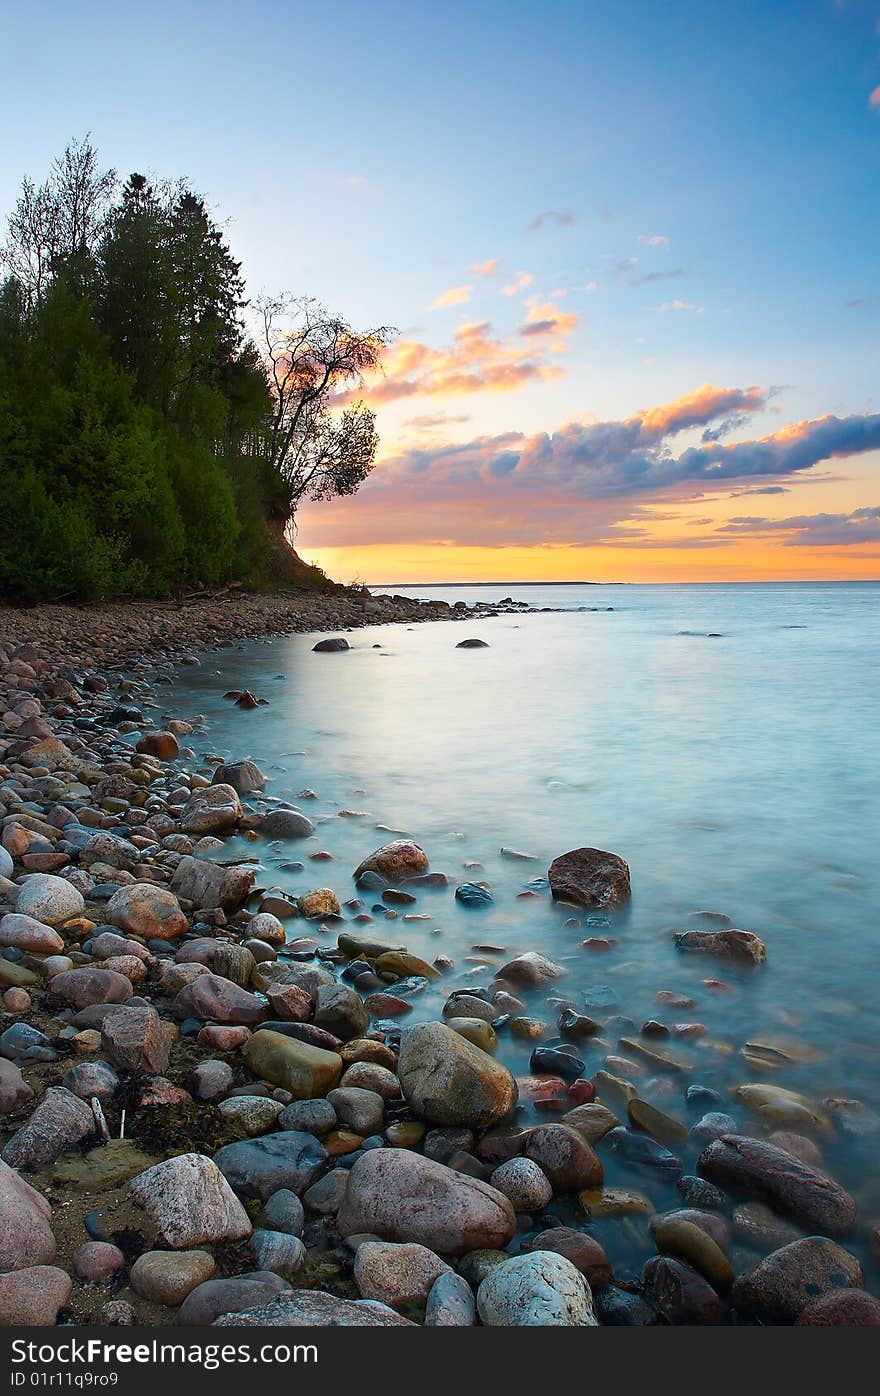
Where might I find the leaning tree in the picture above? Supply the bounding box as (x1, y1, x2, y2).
(255, 293, 393, 530)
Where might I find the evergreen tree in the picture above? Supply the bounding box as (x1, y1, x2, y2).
(0, 138, 383, 603)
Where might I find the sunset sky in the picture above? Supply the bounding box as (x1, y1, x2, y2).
(2, 0, 880, 582)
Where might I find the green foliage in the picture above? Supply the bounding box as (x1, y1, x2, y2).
(0, 139, 380, 604)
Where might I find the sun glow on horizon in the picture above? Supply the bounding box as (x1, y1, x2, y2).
(301, 541, 880, 588)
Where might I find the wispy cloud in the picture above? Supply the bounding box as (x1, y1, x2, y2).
(528, 208, 574, 232)
(470, 258, 499, 278)
(869, 85, 880, 109)
(639, 233, 670, 248)
(653, 298, 703, 313)
(632, 267, 684, 285)
(614, 256, 683, 287)
(730, 485, 790, 497)
(403, 412, 472, 430)
(718, 507, 880, 546)
(429, 284, 473, 310)
(500, 270, 533, 297)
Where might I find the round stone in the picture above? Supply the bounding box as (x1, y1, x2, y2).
(71, 1242, 124, 1283)
(490, 1157, 553, 1212)
(130, 1250, 218, 1306)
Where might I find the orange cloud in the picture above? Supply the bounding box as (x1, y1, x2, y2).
(639, 383, 767, 435)
(429, 284, 473, 309)
(519, 299, 580, 341)
(869, 85, 880, 109)
(470, 258, 499, 277)
(342, 308, 580, 406)
(500, 271, 533, 297)
(357, 319, 565, 404)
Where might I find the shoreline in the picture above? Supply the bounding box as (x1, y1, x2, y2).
(0, 587, 518, 669)
(0, 590, 871, 1329)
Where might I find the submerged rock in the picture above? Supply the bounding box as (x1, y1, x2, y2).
(698, 1135, 856, 1237)
(455, 882, 494, 908)
(353, 840, 428, 883)
(548, 847, 631, 910)
(674, 928, 766, 964)
(733, 1237, 863, 1324)
(260, 808, 315, 839)
(733, 1083, 830, 1133)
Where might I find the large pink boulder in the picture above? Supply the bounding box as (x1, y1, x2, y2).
(338, 1148, 516, 1256)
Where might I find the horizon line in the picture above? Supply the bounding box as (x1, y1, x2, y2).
(369, 578, 880, 588)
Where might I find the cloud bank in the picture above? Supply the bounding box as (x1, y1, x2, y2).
(312, 384, 880, 550)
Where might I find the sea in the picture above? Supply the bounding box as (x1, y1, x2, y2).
(164, 581, 880, 1267)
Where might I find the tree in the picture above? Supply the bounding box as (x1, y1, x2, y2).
(1, 136, 115, 303)
(256, 294, 393, 521)
(0, 139, 389, 603)
(97, 173, 173, 410)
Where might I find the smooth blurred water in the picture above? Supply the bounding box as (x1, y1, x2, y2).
(163, 581, 880, 1225)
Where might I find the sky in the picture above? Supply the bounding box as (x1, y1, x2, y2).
(2, 0, 879, 582)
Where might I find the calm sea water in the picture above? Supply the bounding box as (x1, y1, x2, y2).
(163, 582, 880, 1248)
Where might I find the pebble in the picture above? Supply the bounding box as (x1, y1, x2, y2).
(425, 1270, 476, 1326)
(71, 1241, 125, 1282)
(130, 1250, 217, 1305)
(263, 1188, 305, 1237)
(354, 1240, 451, 1309)
(249, 1228, 306, 1274)
(490, 1158, 554, 1212)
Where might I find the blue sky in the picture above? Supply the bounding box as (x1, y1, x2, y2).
(2, 0, 879, 579)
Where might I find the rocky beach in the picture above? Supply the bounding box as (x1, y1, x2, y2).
(0, 588, 878, 1330)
